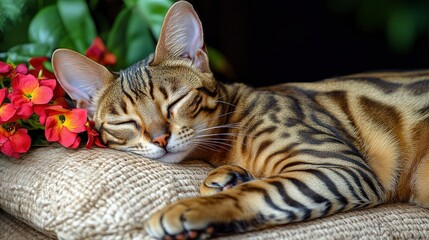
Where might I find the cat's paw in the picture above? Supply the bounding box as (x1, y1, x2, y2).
(145, 197, 234, 239)
(200, 165, 253, 196)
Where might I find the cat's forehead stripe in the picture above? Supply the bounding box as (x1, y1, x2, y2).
(144, 66, 155, 99)
(119, 73, 137, 104)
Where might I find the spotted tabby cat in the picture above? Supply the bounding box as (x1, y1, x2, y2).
(52, 1, 429, 239)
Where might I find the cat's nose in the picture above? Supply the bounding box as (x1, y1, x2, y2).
(152, 133, 170, 147)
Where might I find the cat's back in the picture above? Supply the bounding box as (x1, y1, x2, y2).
(232, 70, 429, 193)
(258, 69, 429, 116)
(262, 69, 429, 95)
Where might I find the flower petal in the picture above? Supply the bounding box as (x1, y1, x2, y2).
(29, 57, 48, 69)
(39, 79, 57, 90)
(14, 74, 39, 94)
(45, 116, 61, 142)
(69, 136, 81, 149)
(58, 127, 78, 147)
(9, 128, 31, 153)
(95, 137, 106, 148)
(0, 62, 12, 75)
(32, 86, 53, 104)
(1, 140, 15, 157)
(14, 64, 28, 75)
(0, 88, 8, 104)
(85, 131, 94, 149)
(64, 109, 87, 133)
(53, 84, 66, 98)
(44, 105, 69, 116)
(0, 104, 16, 123)
(0, 134, 7, 144)
(34, 104, 49, 125)
(8, 91, 31, 108)
(15, 103, 33, 120)
(102, 52, 117, 66)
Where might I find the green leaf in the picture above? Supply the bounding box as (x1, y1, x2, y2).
(7, 43, 51, 63)
(125, 9, 155, 67)
(0, 0, 28, 33)
(58, 34, 77, 50)
(57, 0, 97, 53)
(0, 14, 31, 52)
(28, 5, 67, 49)
(43, 61, 54, 72)
(107, 8, 132, 69)
(123, 0, 138, 8)
(107, 8, 156, 69)
(136, 0, 173, 40)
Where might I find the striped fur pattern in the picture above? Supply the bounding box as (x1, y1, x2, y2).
(51, 1, 429, 239)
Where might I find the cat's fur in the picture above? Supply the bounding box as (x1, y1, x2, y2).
(52, 1, 429, 239)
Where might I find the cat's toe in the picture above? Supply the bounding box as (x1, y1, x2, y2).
(146, 201, 215, 239)
(200, 165, 253, 196)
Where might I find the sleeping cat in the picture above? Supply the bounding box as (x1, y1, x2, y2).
(52, 1, 429, 239)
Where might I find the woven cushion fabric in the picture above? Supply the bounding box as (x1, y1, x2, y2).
(0, 209, 54, 240)
(1, 146, 429, 240)
(0, 146, 212, 239)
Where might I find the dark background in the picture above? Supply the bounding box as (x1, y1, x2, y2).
(186, 1, 429, 87)
(2, 0, 429, 88)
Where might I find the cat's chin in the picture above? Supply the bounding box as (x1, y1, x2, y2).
(152, 151, 189, 164)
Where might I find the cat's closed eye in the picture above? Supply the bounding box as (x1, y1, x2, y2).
(109, 120, 140, 129)
(167, 93, 190, 118)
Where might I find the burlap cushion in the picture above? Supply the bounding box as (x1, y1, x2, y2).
(1, 146, 429, 239)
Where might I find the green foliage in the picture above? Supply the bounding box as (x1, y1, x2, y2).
(7, 43, 51, 63)
(0, 0, 28, 33)
(0, 0, 232, 76)
(28, 5, 67, 49)
(2, 0, 99, 63)
(328, 0, 429, 53)
(108, 0, 172, 69)
(57, 0, 97, 53)
(0, 0, 173, 68)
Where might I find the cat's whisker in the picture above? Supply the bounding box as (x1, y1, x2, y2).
(195, 133, 241, 138)
(191, 140, 231, 152)
(194, 138, 237, 146)
(193, 139, 235, 148)
(198, 137, 244, 144)
(192, 137, 235, 146)
(194, 144, 224, 152)
(193, 110, 242, 128)
(216, 100, 238, 108)
(194, 137, 239, 143)
(195, 123, 242, 133)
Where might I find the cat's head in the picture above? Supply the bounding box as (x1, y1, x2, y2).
(52, 1, 224, 163)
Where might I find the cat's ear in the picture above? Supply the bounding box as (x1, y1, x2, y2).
(52, 48, 115, 119)
(151, 1, 210, 73)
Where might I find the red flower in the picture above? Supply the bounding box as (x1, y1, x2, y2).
(85, 120, 105, 149)
(29, 57, 56, 79)
(8, 74, 54, 119)
(0, 88, 16, 124)
(86, 37, 117, 66)
(0, 123, 31, 158)
(14, 64, 29, 76)
(0, 61, 12, 76)
(33, 81, 70, 121)
(44, 106, 87, 148)
(0, 61, 28, 79)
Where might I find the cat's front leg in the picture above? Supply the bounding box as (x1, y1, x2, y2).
(200, 165, 254, 196)
(146, 167, 384, 239)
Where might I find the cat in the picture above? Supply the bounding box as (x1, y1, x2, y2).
(52, 1, 429, 239)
